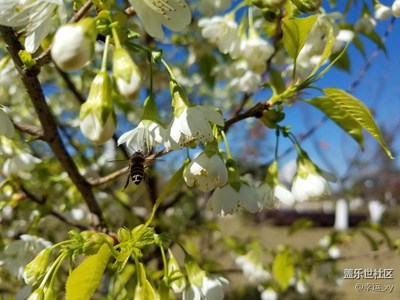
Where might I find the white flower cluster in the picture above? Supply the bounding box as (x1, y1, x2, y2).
(0, 0, 65, 53)
(235, 255, 270, 284)
(258, 155, 334, 208)
(183, 276, 229, 300)
(198, 11, 274, 93)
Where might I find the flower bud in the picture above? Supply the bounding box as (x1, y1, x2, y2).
(168, 250, 186, 293)
(79, 71, 116, 144)
(374, 3, 392, 20)
(23, 248, 52, 286)
(113, 47, 141, 100)
(291, 0, 322, 13)
(80, 231, 114, 255)
(392, 0, 400, 18)
(252, 0, 285, 10)
(27, 288, 45, 300)
(51, 18, 97, 71)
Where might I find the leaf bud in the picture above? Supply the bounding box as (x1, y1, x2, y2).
(23, 248, 52, 286)
(291, 0, 322, 13)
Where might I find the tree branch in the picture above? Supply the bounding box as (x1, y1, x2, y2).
(224, 101, 270, 131)
(90, 166, 129, 187)
(0, 25, 107, 229)
(19, 184, 89, 230)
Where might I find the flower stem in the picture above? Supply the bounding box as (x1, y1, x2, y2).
(111, 26, 121, 49)
(159, 244, 168, 278)
(39, 251, 68, 289)
(160, 58, 177, 81)
(133, 161, 187, 242)
(221, 130, 232, 159)
(101, 35, 111, 72)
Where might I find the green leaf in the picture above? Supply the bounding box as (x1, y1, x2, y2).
(269, 68, 286, 95)
(314, 44, 348, 79)
(288, 218, 313, 236)
(353, 35, 367, 59)
(272, 250, 294, 291)
(306, 96, 364, 148)
(330, 49, 351, 72)
(308, 25, 335, 78)
(282, 15, 317, 62)
(323, 88, 393, 158)
(66, 244, 111, 300)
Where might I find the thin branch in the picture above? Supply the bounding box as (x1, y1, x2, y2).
(0, 26, 107, 229)
(224, 101, 270, 131)
(54, 64, 86, 103)
(90, 166, 129, 186)
(19, 184, 89, 230)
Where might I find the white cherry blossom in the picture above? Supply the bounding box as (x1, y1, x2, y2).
(0, 0, 64, 53)
(118, 120, 165, 150)
(207, 183, 262, 215)
(258, 182, 295, 207)
(240, 35, 274, 73)
(51, 19, 96, 71)
(228, 61, 261, 93)
(392, 0, 400, 17)
(0, 106, 15, 138)
(3, 153, 42, 176)
(261, 288, 278, 300)
(368, 200, 386, 224)
(183, 276, 228, 300)
(80, 112, 116, 145)
(291, 172, 331, 202)
(184, 151, 228, 192)
(374, 4, 392, 20)
(198, 15, 241, 59)
(235, 255, 270, 284)
(129, 0, 191, 40)
(166, 106, 224, 149)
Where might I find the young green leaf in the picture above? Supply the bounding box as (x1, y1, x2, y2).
(306, 96, 364, 148)
(308, 25, 335, 78)
(282, 15, 317, 62)
(323, 88, 393, 158)
(66, 244, 111, 300)
(272, 250, 294, 291)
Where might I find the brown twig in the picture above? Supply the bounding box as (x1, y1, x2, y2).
(19, 184, 89, 230)
(224, 101, 271, 131)
(0, 25, 107, 229)
(90, 166, 129, 186)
